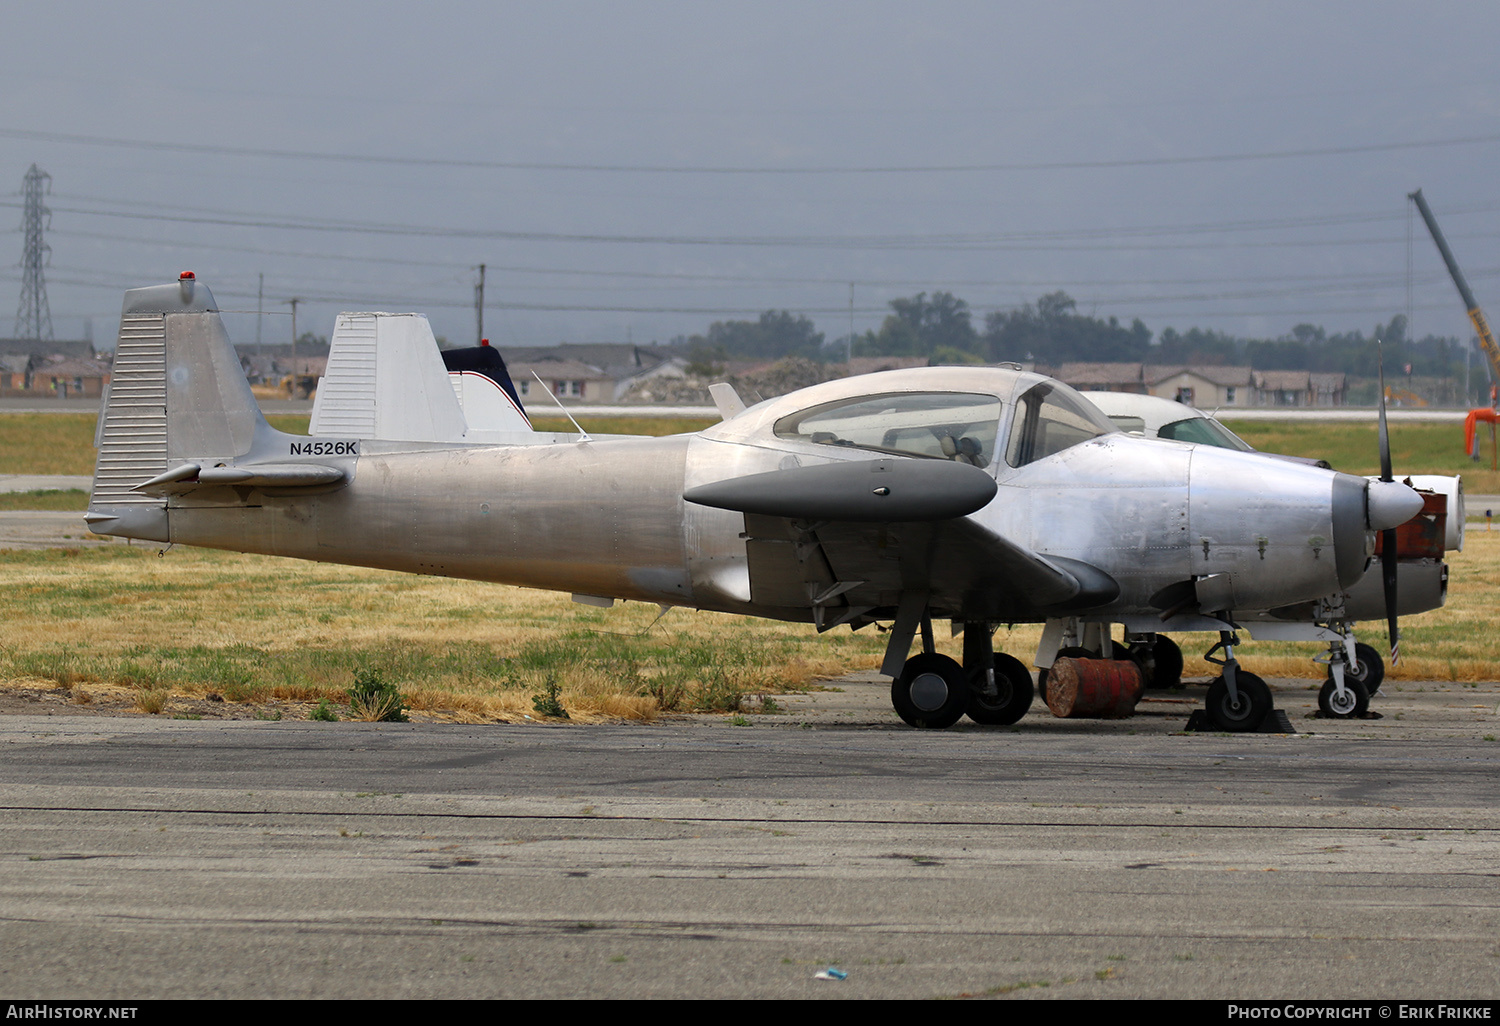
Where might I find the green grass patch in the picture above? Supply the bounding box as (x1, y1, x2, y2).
(265, 414, 310, 435)
(0, 414, 100, 475)
(529, 415, 716, 437)
(1224, 420, 1500, 494)
(0, 489, 89, 511)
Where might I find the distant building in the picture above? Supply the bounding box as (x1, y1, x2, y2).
(1056, 362, 1149, 393)
(1054, 362, 1258, 407)
(33, 356, 113, 398)
(497, 343, 686, 401)
(1145, 365, 1254, 408)
(0, 339, 108, 397)
(508, 359, 617, 404)
(1252, 370, 1347, 407)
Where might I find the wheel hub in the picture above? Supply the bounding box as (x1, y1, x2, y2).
(909, 672, 950, 711)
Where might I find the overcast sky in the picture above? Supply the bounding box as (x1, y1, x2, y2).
(1, 1, 1497, 352)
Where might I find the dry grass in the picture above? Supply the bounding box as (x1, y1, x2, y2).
(0, 486, 1497, 720)
(133, 688, 169, 715)
(0, 544, 886, 720)
(346, 691, 407, 722)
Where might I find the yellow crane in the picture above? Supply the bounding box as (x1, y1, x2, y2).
(1409, 189, 1500, 460)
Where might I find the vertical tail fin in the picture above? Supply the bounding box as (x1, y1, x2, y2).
(308, 312, 536, 441)
(309, 312, 473, 442)
(87, 276, 266, 541)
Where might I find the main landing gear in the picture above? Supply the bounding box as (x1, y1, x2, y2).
(889, 616, 1034, 729)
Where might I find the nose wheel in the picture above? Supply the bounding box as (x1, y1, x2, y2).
(1201, 631, 1277, 732)
(1326, 641, 1384, 695)
(1205, 671, 1273, 731)
(1315, 633, 1377, 719)
(1318, 677, 1370, 718)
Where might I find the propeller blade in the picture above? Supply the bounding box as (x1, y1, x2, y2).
(1377, 341, 1393, 483)
(1376, 340, 1399, 664)
(1383, 527, 1400, 665)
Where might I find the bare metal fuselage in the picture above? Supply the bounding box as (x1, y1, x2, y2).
(160, 397, 1360, 628)
(88, 279, 1390, 638)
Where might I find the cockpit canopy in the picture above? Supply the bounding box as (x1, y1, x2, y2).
(1003, 382, 1114, 468)
(770, 381, 1112, 470)
(775, 392, 1002, 467)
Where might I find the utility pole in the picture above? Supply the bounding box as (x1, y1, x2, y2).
(848, 282, 855, 366)
(255, 273, 264, 358)
(286, 297, 301, 398)
(475, 263, 486, 345)
(14, 164, 54, 342)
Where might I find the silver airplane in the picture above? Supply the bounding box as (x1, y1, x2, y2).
(1083, 390, 1458, 717)
(86, 276, 1423, 731)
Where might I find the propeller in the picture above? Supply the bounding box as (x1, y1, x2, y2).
(1377, 343, 1400, 665)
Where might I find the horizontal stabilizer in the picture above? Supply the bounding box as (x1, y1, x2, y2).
(134, 462, 345, 495)
(684, 458, 996, 522)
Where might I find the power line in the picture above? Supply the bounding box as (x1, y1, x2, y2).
(14, 197, 1499, 254)
(39, 225, 1500, 292)
(3, 125, 1498, 174)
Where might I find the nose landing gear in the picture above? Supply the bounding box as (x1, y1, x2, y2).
(1316, 634, 1374, 719)
(1202, 630, 1276, 732)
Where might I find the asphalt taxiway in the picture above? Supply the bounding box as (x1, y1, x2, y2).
(2, 677, 1498, 1000)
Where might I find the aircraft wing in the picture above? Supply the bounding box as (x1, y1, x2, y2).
(686, 459, 1117, 626)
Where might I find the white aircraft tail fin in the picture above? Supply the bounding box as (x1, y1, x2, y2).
(87, 275, 267, 542)
(309, 312, 474, 442)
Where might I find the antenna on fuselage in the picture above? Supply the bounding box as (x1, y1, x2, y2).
(533, 372, 592, 441)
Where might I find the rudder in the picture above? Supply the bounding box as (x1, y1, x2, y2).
(87, 275, 266, 541)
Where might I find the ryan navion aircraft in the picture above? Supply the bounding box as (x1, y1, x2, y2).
(86, 276, 1423, 731)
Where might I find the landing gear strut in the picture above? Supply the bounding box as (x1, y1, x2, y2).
(1316, 633, 1373, 719)
(886, 607, 1035, 729)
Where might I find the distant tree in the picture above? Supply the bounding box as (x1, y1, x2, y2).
(294, 331, 329, 354)
(684, 340, 726, 377)
(1290, 323, 1326, 345)
(858, 291, 979, 358)
(983, 291, 1151, 363)
(1243, 338, 1308, 370)
(1153, 326, 1237, 366)
(694, 310, 824, 361)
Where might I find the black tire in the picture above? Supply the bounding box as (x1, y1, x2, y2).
(1318, 677, 1370, 719)
(891, 653, 970, 729)
(966, 652, 1035, 725)
(1204, 671, 1273, 732)
(1036, 646, 1097, 706)
(1325, 642, 1384, 694)
(1147, 635, 1184, 689)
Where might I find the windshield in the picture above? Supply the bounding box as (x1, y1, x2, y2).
(775, 391, 1003, 468)
(1159, 416, 1254, 451)
(1005, 383, 1113, 467)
